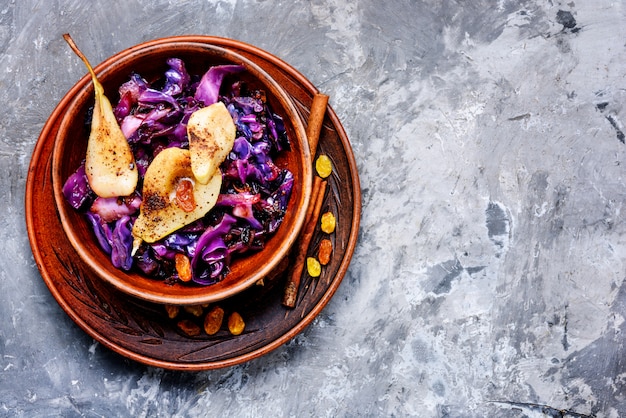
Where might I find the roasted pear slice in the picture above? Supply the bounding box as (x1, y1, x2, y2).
(63, 33, 138, 197)
(132, 147, 222, 248)
(187, 102, 236, 184)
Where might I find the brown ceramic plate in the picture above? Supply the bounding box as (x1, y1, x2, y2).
(25, 36, 361, 371)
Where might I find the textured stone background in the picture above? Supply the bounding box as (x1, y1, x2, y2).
(1, 0, 625, 416)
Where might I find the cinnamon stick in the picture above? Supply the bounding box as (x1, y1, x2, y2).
(305, 175, 323, 225)
(306, 93, 329, 157)
(282, 92, 329, 308)
(282, 180, 327, 308)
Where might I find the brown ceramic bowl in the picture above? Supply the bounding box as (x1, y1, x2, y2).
(52, 38, 312, 306)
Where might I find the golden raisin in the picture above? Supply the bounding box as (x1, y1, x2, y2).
(183, 304, 204, 317)
(228, 312, 245, 336)
(175, 178, 196, 212)
(177, 319, 201, 336)
(320, 211, 336, 234)
(164, 304, 180, 319)
(204, 306, 225, 335)
(307, 257, 321, 278)
(175, 253, 192, 282)
(318, 239, 333, 266)
(315, 155, 332, 178)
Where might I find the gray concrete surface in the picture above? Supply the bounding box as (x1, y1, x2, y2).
(1, 0, 625, 416)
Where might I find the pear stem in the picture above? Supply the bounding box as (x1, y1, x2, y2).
(63, 33, 103, 94)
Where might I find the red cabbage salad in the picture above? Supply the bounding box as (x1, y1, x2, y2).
(63, 58, 294, 286)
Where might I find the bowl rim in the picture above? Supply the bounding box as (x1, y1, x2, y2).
(51, 39, 312, 305)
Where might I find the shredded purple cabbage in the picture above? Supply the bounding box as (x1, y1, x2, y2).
(62, 162, 93, 210)
(195, 65, 245, 106)
(90, 195, 141, 223)
(111, 216, 134, 271)
(85, 212, 112, 255)
(63, 59, 293, 285)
